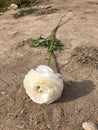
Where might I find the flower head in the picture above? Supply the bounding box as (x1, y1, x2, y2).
(23, 65, 64, 104)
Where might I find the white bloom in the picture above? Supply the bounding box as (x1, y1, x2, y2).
(23, 65, 64, 104)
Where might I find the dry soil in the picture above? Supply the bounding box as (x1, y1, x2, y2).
(0, 0, 98, 130)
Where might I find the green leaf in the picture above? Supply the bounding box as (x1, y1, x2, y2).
(29, 14, 68, 66)
(36, 36, 44, 41)
(30, 40, 39, 47)
(30, 35, 45, 47)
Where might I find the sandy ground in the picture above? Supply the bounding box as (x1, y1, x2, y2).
(0, 0, 98, 130)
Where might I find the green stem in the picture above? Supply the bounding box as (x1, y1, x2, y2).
(51, 15, 66, 36)
(48, 51, 53, 66)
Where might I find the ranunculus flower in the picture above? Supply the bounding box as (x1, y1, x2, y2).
(23, 65, 64, 104)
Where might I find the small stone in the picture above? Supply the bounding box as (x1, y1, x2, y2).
(82, 121, 98, 130)
(44, 112, 46, 115)
(16, 124, 24, 129)
(8, 4, 18, 10)
(35, 121, 39, 125)
(1, 91, 5, 95)
(40, 126, 44, 130)
(0, 12, 3, 15)
(47, 124, 51, 128)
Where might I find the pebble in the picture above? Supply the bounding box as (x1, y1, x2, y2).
(47, 124, 51, 129)
(1, 91, 5, 95)
(82, 121, 98, 130)
(16, 124, 24, 129)
(8, 4, 18, 10)
(0, 12, 3, 15)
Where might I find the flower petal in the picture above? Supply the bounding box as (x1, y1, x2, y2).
(23, 65, 64, 104)
(36, 65, 54, 73)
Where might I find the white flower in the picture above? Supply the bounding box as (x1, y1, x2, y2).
(23, 65, 64, 104)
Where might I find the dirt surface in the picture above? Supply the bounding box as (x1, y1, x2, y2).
(0, 0, 98, 130)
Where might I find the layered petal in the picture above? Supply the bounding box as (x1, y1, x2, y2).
(23, 65, 64, 104)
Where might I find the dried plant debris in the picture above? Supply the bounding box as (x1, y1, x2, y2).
(14, 8, 37, 18)
(14, 6, 57, 18)
(72, 46, 98, 69)
(82, 121, 98, 130)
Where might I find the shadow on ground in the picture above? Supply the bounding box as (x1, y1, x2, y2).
(57, 80, 95, 103)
